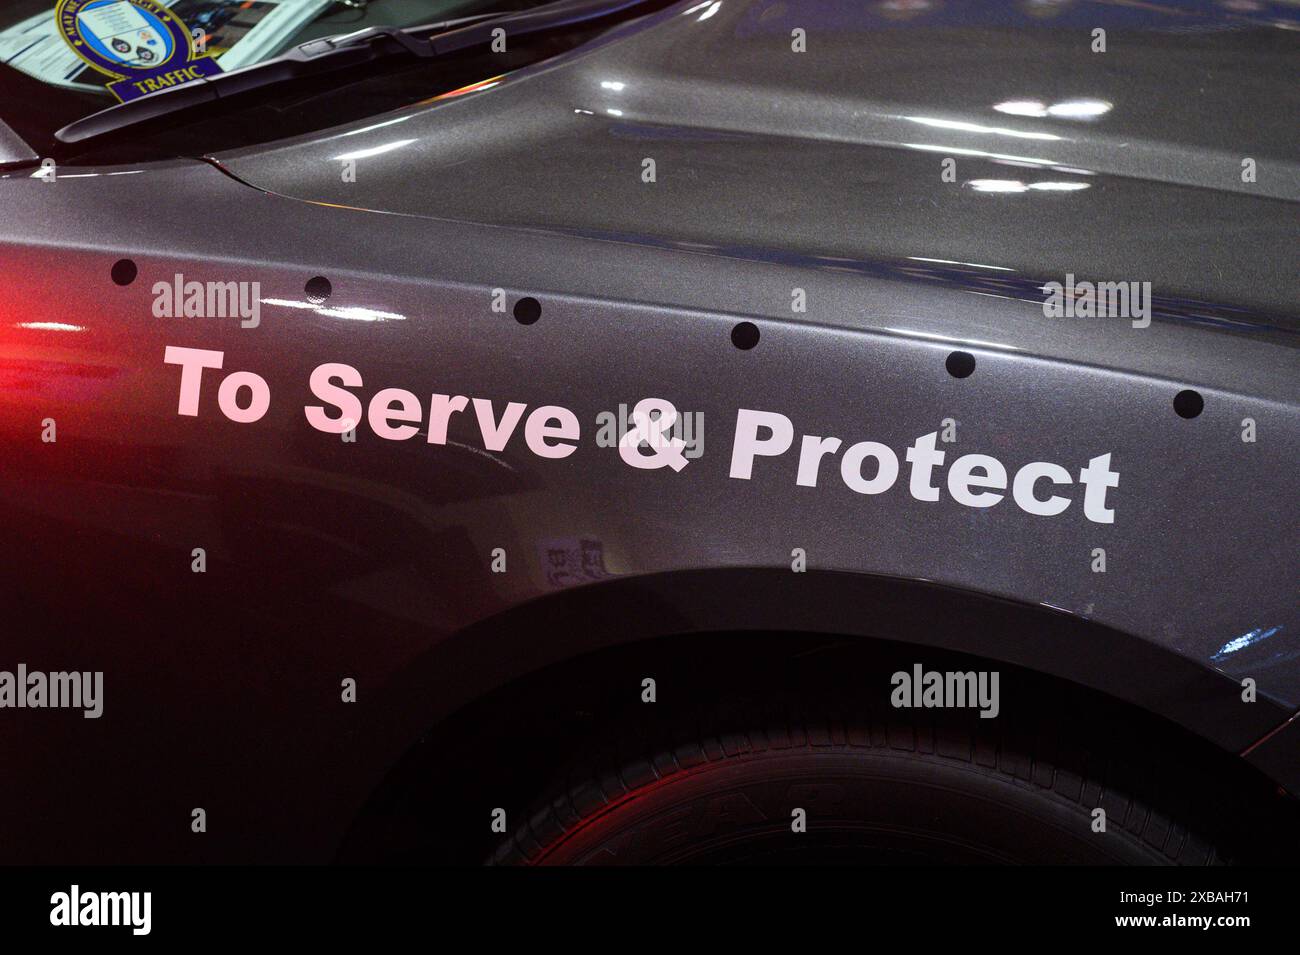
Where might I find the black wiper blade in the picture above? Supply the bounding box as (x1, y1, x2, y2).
(55, 0, 654, 147)
(54, 16, 484, 147)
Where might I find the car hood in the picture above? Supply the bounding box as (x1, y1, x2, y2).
(211, 0, 1300, 322)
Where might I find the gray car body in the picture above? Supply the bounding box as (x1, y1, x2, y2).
(0, 0, 1296, 862)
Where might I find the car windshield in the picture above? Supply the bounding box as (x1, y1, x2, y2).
(0, 0, 555, 148)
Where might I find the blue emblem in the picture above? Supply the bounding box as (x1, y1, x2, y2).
(55, 0, 223, 103)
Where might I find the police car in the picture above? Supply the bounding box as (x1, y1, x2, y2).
(0, 0, 1296, 866)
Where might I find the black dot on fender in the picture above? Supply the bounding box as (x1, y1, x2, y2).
(946, 351, 975, 378)
(731, 321, 760, 350)
(1173, 389, 1204, 419)
(305, 276, 332, 304)
(111, 259, 137, 286)
(513, 297, 541, 325)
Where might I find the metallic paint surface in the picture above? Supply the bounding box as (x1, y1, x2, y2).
(0, 0, 1296, 861)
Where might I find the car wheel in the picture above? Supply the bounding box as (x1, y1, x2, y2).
(491, 709, 1226, 865)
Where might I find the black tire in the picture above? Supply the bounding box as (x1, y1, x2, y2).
(491, 704, 1229, 865)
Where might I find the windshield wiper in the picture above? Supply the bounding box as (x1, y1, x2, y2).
(56, 0, 654, 147)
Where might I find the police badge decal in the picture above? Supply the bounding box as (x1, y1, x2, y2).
(54, 0, 222, 103)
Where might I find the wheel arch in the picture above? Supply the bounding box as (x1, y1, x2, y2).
(340, 567, 1292, 862)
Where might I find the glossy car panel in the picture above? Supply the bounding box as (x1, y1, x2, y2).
(0, 0, 1295, 861)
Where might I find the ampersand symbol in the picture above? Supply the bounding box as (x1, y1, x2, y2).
(619, 397, 688, 471)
